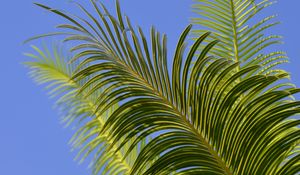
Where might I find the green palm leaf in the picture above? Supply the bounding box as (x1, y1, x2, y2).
(192, 0, 288, 76)
(26, 0, 300, 174)
(24, 45, 149, 174)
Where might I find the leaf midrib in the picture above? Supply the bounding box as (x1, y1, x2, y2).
(115, 58, 233, 175)
(230, 0, 240, 66)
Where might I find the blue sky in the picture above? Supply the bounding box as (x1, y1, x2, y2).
(0, 0, 300, 174)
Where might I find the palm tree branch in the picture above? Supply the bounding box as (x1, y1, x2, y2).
(29, 1, 300, 174)
(192, 0, 289, 76)
(24, 45, 135, 174)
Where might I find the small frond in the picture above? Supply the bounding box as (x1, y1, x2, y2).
(25, 45, 147, 175)
(192, 0, 288, 76)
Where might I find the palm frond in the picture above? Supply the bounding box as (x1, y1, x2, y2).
(24, 44, 148, 175)
(192, 0, 289, 77)
(29, 0, 300, 174)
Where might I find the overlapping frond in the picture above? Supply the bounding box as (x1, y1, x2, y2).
(192, 0, 289, 76)
(27, 1, 300, 174)
(25, 45, 147, 175)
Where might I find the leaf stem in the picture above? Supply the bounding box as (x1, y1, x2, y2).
(230, 0, 240, 66)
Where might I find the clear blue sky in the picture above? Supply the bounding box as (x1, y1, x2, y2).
(0, 0, 299, 174)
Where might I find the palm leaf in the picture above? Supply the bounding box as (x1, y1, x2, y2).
(29, 1, 300, 174)
(28, 0, 300, 174)
(192, 0, 289, 77)
(24, 44, 150, 175)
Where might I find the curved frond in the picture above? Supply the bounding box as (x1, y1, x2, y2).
(28, 0, 300, 174)
(192, 0, 289, 76)
(25, 45, 147, 175)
